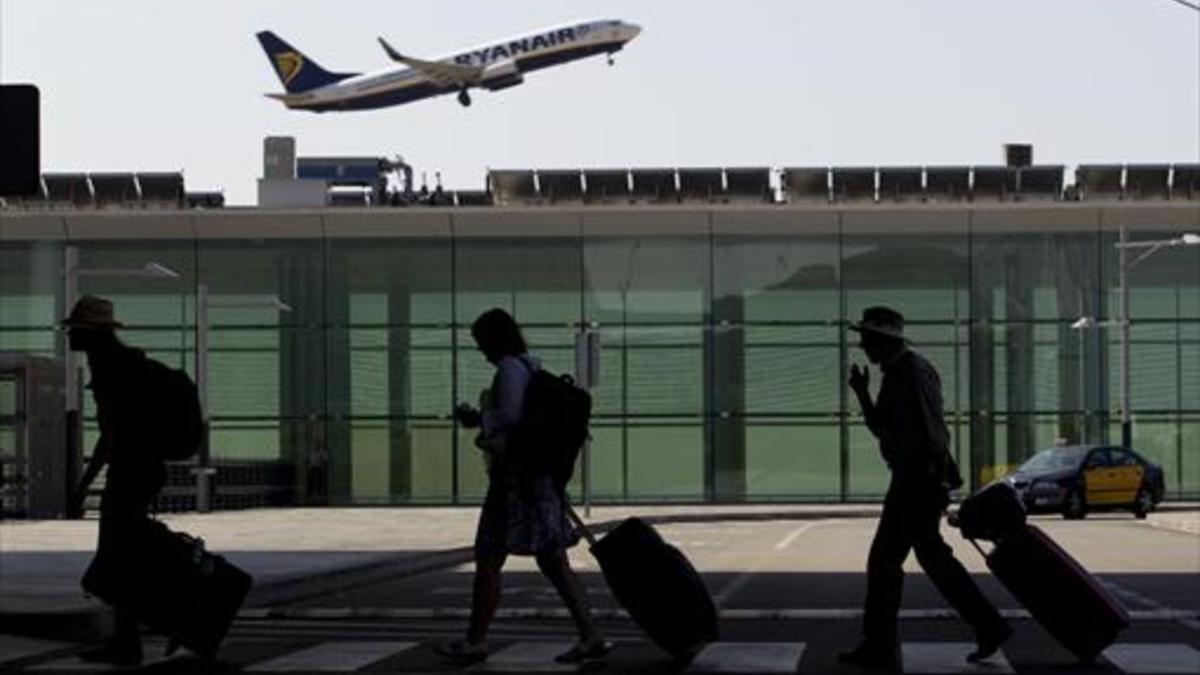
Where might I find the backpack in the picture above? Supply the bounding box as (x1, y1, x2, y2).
(516, 368, 592, 489)
(143, 361, 204, 461)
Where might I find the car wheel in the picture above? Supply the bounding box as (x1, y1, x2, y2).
(1063, 489, 1087, 520)
(1132, 487, 1154, 520)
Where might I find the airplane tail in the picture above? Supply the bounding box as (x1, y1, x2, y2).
(256, 31, 357, 93)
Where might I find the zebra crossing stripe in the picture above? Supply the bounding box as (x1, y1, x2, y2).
(247, 641, 416, 672)
(901, 642, 1014, 674)
(238, 606, 1200, 622)
(1103, 643, 1200, 674)
(0, 636, 72, 666)
(30, 638, 176, 671)
(686, 642, 806, 673)
(468, 641, 578, 672)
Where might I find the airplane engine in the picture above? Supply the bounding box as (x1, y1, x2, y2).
(481, 60, 524, 91)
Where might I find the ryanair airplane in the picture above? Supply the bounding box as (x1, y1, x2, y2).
(256, 19, 641, 112)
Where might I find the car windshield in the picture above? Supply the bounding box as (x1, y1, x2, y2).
(1018, 447, 1087, 473)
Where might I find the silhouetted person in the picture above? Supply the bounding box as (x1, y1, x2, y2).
(306, 439, 329, 505)
(436, 308, 610, 665)
(840, 306, 1010, 670)
(66, 295, 168, 666)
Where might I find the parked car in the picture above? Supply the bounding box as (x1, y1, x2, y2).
(1003, 444, 1165, 520)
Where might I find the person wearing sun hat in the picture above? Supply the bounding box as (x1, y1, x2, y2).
(63, 295, 166, 666)
(839, 306, 1010, 670)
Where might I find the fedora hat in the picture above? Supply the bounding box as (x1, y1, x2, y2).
(848, 305, 906, 341)
(60, 295, 124, 330)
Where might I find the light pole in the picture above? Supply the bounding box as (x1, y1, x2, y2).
(63, 246, 180, 514)
(1070, 315, 1116, 445)
(1081, 230, 1200, 449)
(193, 283, 291, 512)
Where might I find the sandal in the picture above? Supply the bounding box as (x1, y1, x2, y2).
(434, 639, 489, 664)
(554, 639, 614, 664)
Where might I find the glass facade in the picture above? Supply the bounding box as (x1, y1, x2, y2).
(2, 204, 1197, 503)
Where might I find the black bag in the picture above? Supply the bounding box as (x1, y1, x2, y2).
(82, 519, 252, 660)
(517, 368, 592, 488)
(143, 361, 204, 461)
(971, 524, 1128, 663)
(568, 508, 717, 661)
(955, 481, 1026, 541)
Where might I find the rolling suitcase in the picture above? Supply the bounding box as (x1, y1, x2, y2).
(568, 507, 718, 661)
(971, 524, 1128, 663)
(82, 519, 253, 660)
(955, 480, 1026, 542)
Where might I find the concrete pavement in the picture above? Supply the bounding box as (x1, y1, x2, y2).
(1, 503, 1195, 642)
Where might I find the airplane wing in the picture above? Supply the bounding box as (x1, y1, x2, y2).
(377, 37, 483, 87)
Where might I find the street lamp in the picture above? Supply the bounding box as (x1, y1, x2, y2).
(1112, 229, 1200, 448)
(193, 283, 291, 512)
(63, 246, 181, 514)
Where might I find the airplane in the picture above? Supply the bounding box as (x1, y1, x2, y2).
(256, 19, 641, 112)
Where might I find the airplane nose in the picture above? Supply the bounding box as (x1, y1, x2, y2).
(623, 23, 642, 41)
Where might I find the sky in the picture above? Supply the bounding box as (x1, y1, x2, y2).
(1, 0, 1197, 205)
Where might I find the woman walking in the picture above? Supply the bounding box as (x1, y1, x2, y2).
(436, 308, 611, 665)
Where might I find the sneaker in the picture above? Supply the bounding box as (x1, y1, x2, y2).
(79, 642, 143, 667)
(837, 642, 899, 671)
(434, 640, 489, 665)
(554, 639, 614, 664)
(967, 622, 1013, 663)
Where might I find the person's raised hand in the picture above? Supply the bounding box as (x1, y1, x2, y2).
(454, 403, 481, 428)
(849, 363, 870, 394)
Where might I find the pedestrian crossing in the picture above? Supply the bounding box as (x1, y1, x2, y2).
(248, 641, 417, 672)
(3, 637, 1199, 673)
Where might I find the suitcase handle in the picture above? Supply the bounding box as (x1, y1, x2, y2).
(968, 537, 990, 559)
(565, 501, 598, 548)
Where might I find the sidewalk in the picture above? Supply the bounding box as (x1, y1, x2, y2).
(1, 502, 1194, 641)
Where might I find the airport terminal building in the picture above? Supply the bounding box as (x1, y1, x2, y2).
(2, 159, 1199, 511)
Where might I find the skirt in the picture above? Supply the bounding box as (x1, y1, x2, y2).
(474, 471, 580, 559)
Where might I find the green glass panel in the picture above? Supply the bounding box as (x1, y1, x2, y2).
(626, 421, 703, 499)
(583, 237, 708, 325)
(350, 420, 390, 502)
(209, 421, 280, 460)
(745, 421, 840, 498)
(1180, 419, 1199, 498)
(847, 423, 888, 498)
(1183, 323, 1200, 410)
(573, 421, 625, 500)
(408, 420, 454, 501)
(0, 329, 55, 353)
(456, 426, 490, 502)
(456, 237, 581, 325)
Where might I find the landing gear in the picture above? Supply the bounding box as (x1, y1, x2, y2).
(457, 89, 472, 107)
(606, 52, 615, 66)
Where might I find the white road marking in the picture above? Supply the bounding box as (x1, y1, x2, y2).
(774, 523, 818, 551)
(247, 641, 415, 671)
(1103, 643, 1200, 674)
(902, 642, 1014, 674)
(468, 641, 578, 672)
(31, 639, 176, 671)
(1099, 577, 1200, 633)
(237, 607, 1200, 622)
(0, 636, 73, 666)
(686, 642, 805, 673)
(429, 585, 609, 597)
(715, 522, 821, 607)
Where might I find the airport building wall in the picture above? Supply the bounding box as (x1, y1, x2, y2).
(2, 203, 1198, 504)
